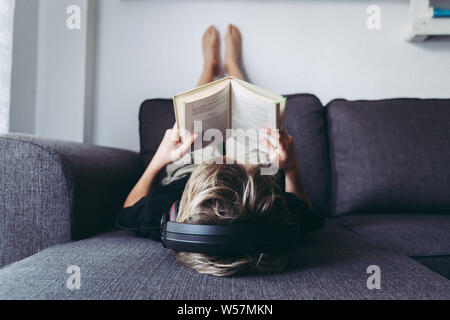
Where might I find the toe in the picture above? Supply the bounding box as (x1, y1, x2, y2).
(231, 25, 240, 38)
(203, 27, 211, 38)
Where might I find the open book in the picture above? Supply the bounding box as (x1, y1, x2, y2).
(173, 76, 287, 164)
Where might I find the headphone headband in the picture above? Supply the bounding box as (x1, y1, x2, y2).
(162, 215, 300, 254)
(166, 221, 299, 237)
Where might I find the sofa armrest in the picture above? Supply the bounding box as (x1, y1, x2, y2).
(0, 134, 141, 267)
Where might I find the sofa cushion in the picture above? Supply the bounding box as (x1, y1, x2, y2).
(326, 98, 450, 216)
(337, 214, 450, 257)
(0, 226, 449, 300)
(140, 94, 330, 216)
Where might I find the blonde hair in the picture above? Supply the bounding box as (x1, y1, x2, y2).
(176, 162, 294, 277)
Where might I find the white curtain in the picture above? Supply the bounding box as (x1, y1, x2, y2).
(0, 0, 15, 134)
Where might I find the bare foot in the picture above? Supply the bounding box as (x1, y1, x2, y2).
(225, 24, 243, 75)
(202, 25, 221, 77)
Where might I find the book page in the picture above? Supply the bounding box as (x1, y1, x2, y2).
(232, 77, 286, 129)
(227, 80, 279, 164)
(230, 80, 279, 130)
(184, 81, 230, 136)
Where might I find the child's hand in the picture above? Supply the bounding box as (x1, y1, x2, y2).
(151, 123, 199, 170)
(259, 128, 299, 173)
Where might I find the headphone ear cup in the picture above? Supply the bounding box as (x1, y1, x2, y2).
(161, 201, 179, 246)
(170, 200, 180, 222)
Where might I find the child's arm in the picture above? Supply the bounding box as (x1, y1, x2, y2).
(284, 165, 313, 211)
(259, 128, 313, 210)
(123, 124, 198, 208)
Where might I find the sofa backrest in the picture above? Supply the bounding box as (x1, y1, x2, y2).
(326, 98, 450, 216)
(283, 94, 330, 216)
(139, 94, 331, 216)
(139, 99, 177, 169)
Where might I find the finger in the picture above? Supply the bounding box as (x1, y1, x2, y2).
(170, 124, 181, 142)
(263, 128, 281, 147)
(268, 128, 281, 140)
(259, 136, 279, 158)
(176, 132, 198, 157)
(265, 128, 284, 153)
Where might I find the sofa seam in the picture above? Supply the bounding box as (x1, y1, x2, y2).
(324, 105, 338, 217)
(337, 222, 366, 240)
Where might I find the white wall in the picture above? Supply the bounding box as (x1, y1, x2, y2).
(10, 0, 450, 151)
(34, 0, 91, 142)
(0, 0, 15, 134)
(93, 0, 450, 152)
(10, 0, 96, 142)
(9, 0, 38, 135)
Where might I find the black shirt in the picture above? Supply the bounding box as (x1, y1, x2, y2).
(116, 175, 324, 241)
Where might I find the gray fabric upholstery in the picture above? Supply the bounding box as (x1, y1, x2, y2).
(326, 98, 450, 216)
(139, 95, 330, 216)
(284, 94, 330, 216)
(337, 214, 450, 257)
(0, 134, 141, 268)
(139, 99, 176, 170)
(0, 224, 448, 300)
(2, 95, 450, 300)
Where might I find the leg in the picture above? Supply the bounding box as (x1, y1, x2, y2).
(198, 26, 221, 87)
(225, 24, 245, 80)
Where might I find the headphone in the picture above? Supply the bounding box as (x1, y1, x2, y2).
(160, 200, 301, 254)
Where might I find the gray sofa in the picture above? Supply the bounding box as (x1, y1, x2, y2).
(0, 95, 449, 300)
